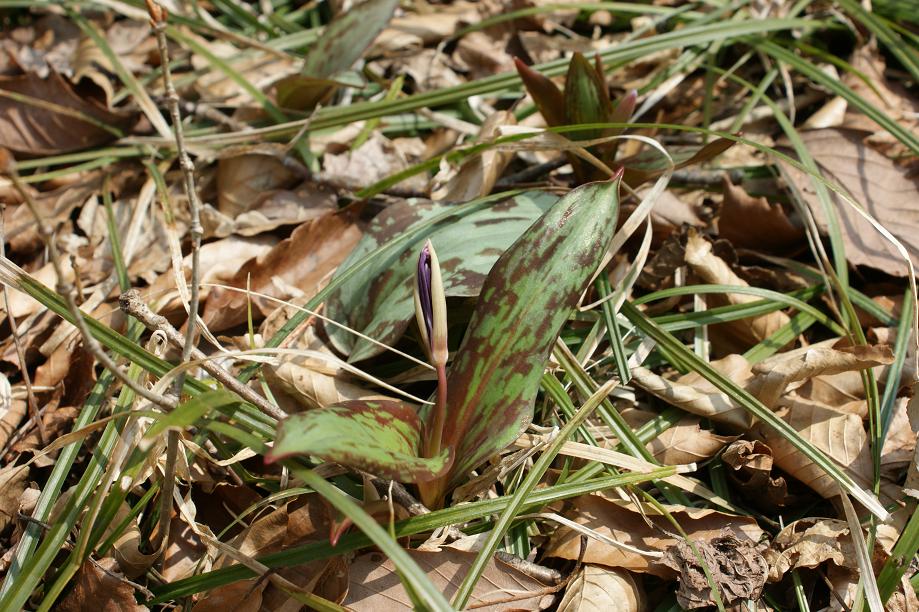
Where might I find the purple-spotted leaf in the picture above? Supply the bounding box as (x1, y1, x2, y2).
(621, 137, 735, 186)
(438, 177, 622, 489)
(267, 400, 451, 483)
(325, 192, 557, 362)
(302, 0, 398, 79)
(514, 58, 566, 128)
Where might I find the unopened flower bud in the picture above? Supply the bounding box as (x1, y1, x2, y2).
(413, 240, 448, 367)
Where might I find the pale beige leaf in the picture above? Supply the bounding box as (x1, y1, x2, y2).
(268, 358, 393, 410)
(345, 548, 554, 610)
(201, 210, 363, 331)
(778, 128, 919, 276)
(557, 565, 642, 612)
(545, 495, 763, 578)
(763, 517, 885, 582)
(684, 231, 789, 349)
(647, 416, 736, 465)
(758, 398, 874, 499)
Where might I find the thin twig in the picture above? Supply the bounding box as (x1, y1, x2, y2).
(118, 289, 287, 421)
(147, 0, 205, 556)
(0, 204, 44, 444)
(0, 152, 176, 412)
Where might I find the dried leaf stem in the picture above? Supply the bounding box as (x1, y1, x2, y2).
(119, 289, 286, 421)
(147, 0, 206, 556)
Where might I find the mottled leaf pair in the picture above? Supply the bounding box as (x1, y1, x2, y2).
(515, 53, 735, 185)
(268, 177, 622, 507)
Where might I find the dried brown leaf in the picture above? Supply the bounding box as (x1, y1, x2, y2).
(717, 177, 803, 252)
(432, 111, 516, 202)
(344, 548, 554, 610)
(0, 71, 134, 155)
(757, 398, 874, 499)
(216, 152, 300, 217)
(684, 231, 790, 350)
(764, 517, 884, 582)
(556, 565, 642, 612)
(202, 211, 363, 331)
(778, 128, 919, 276)
(721, 439, 791, 509)
(57, 558, 148, 612)
(0, 464, 29, 534)
(661, 530, 767, 609)
(647, 416, 735, 465)
(545, 495, 763, 578)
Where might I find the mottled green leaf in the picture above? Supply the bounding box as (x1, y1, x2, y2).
(267, 400, 450, 482)
(438, 178, 622, 489)
(621, 137, 735, 186)
(302, 0, 398, 79)
(564, 52, 613, 142)
(325, 192, 557, 362)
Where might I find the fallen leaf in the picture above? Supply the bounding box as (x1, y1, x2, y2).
(684, 230, 790, 351)
(202, 210, 363, 332)
(344, 549, 554, 610)
(0, 464, 29, 534)
(764, 517, 884, 582)
(0, 71, 134, 155)
(545, 495, 763, 577)
(661, 529, 767, 609)
(717, 177, 803, 252)
(431, 110, 516, 202)
(646, 416, 736, 465)
(721, 439, 791, 509)
(556, 565, 642, 612)
(757, 398, 874, 499)
(202, 183, 336, 238)
(777, 128, 919, 276)
(216, 151, 300, 217)
(841, 46, 919, 158)
(57, 558, 148, 612)
(321, 132, 427, 192)
(268, 355, 393, 410)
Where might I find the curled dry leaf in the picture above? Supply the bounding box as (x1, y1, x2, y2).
(661, 529, 767, 609)
(344, 549, 555, 611)
(556, 565, 642, 612)
(202, 210, 363, 332)
(717, 177, 803, 252)
(721, 439, 790, 509)
(202, 183, 337, 239)
(545, 495, 763, 578)
(646, 416, 736, 465)
(764, 517, 884, 582)
(321, 132, 427, 192)
(778, 128, 919, 277)
(0, 464, 29, 534)
(748, 341, 894, 409)
(268, 355, 394, 410)
(0, 71, 134, 155)
(57, 558, 148, 612)
(684, 230, 790, 350)
(631, 354, 753, 429)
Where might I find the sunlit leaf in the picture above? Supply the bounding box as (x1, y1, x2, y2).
(267, 400, 451, 483)
(438, 177, 622, 489)
(325, 192, 557, 362)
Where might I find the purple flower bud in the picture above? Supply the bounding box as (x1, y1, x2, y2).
(413, 240, 448, 367)
(417, 243, 434, 345)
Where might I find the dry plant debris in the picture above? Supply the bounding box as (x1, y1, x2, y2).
(0, 0, 916, 610)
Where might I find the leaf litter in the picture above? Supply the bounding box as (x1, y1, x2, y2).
(0, 1, 916, 611)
